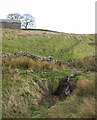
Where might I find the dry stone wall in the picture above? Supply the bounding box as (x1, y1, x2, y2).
(1, 52, 54, 62)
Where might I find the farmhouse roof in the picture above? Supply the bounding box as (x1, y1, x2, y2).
(0, 19, 21, 23)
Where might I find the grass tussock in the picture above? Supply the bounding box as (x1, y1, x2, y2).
(79, 97, 95, 118)
(74, 78, 95, 97)
(3, 56, 60, 70)
(69, 56, 95, 71)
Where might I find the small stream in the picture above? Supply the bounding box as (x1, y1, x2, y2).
(2, 52, 85, 105)
(37, 72, 84, 106)
(53, 72, 84, 98)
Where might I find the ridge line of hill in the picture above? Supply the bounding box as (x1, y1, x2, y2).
(21, 28, 94, 35)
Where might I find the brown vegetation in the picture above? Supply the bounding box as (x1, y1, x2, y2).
(2, 56, 60, 70)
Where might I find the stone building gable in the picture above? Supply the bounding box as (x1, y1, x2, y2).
(0, 19, 21, 29)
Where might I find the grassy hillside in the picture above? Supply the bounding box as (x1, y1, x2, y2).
(2, 29, 95, 60)
(2, 29, 95, 118)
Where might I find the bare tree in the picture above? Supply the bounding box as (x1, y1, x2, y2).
(21, 14, 35, 29)
(7, 13, 35, 29)
(7, 13, 21, 20)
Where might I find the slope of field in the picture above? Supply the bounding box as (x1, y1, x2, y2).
(2, 29, 95, 60)
(2, 29, 95, 118)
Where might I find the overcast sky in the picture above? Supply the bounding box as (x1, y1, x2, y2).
(0, 0, 96, 34)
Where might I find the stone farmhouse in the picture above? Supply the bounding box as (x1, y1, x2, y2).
(0, 19, 21, 29)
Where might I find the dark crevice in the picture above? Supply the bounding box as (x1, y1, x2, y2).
(37, 72, 83, 106)
(53, 73, 77, 98)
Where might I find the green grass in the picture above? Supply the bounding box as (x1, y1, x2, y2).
(33, 73, 95, 118)
(2, 29, 95, 60)
(2, 29, 95, 118)
(2, 58, 75, 118)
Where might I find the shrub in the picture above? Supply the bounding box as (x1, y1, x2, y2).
(74, 78, 95, 97)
